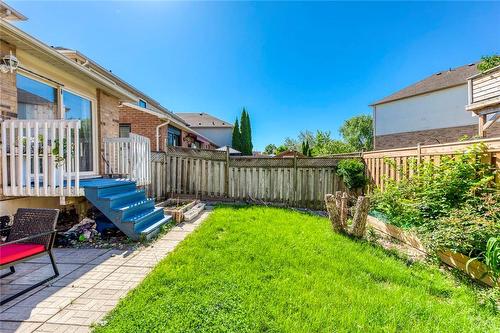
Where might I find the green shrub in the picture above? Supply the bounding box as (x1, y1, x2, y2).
(420, 193, 500, 257)
(371, 143, 498, 256)
(336, 159, 367, 190)
(477, 55, 500, 73)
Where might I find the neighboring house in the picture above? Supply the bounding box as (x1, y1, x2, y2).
(275, 150, 305, 158)
(215, 146, 242, 156)
(465, 65, 500, 138)
(371, 63, 500, 150)
(177, 113, 233, 148)
(55, 48, 218, 151)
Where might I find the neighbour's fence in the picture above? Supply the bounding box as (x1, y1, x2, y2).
(104, 133, 151, 186)
(1, 119, 81, 196)
(151, 146, 353, 209)
(363, 137, 500, 190)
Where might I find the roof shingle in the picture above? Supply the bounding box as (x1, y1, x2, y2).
(371, 63, 479, 106)
(177, 113, 233, 128)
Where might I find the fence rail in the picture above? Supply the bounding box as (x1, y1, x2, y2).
(363, 137, 500, 189)
(151, 147, 350, 209)
(104, 133, 151, 186)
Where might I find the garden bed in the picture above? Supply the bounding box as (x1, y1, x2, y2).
(367, 215, 495, 287)
(156, 198, 205, 223)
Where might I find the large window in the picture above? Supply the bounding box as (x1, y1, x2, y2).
(168, 126, 181, 146)
(63, 90, 93, 172)
(17, 74, 58, 119)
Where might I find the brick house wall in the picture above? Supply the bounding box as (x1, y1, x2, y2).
(0, 40, 17, 120)
(375, 122, 500, 150)
(485, 122, 500, 138)
(119, 105, 167, 150)
(119, 105, 217, 151)
(0, 40, 17, 197)
(374, 124, 477, 150)
(97, 89, 120, 172)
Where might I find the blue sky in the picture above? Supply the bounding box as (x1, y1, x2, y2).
(10, 1, 499, 150)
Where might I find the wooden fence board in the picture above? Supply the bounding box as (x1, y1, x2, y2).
(364, 138, 500, 188)
(150, 148, 350, 209)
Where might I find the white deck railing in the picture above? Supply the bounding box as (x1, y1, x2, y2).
(467, 65, 500, 111)
(103, 133, 151, 186)
(1, 119, 81, 197)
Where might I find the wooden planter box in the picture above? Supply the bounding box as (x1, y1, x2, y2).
(156, 199, 205, 224)
(367, 216, 495, 287)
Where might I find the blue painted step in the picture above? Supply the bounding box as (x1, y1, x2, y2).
(81, 179, 171, 241)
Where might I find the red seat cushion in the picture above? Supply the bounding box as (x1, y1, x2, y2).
(0, 243, 46, 265)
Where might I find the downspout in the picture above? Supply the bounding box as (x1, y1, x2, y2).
(156, 120, 170, 151)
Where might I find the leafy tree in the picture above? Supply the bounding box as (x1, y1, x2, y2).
(339, 115, 373, 151)
(298, 130, 315, 147)
(477, 54, 500, 72)
(283, 137, 299, 151)
(311, 130, 355, 156)
(275, 145, 288, 154)
(263, 144, 277, 155)
(231, 118, 241, 151)
(239, 108, 253, 155)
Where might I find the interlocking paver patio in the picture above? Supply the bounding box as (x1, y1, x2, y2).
(0, 211, 210, 333)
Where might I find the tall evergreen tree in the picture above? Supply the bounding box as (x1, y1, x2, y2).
(239, 109, 249, 155)
(246, 110, 253, 154)
(231, 118, 241, 151)
(239, 108, 253, 155)
(301, 141, 312, 157)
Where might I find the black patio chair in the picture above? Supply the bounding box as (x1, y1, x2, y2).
(0, 208, 59, 305)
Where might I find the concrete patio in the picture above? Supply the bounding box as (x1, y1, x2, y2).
(0, 211, 210, 333)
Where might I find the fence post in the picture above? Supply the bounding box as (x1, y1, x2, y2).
(417, 143, 422, 165)
(225, 146, 230, 197)
(293, 152, 298, 205)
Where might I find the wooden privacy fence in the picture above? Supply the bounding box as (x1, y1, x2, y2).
(363, 137, 500, 190)
(151, 147, 353, 209)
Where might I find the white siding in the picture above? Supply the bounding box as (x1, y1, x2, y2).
(194, 128, 233, 147)
(375, 84, 476, 135)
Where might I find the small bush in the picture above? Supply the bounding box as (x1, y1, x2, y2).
(477, 55, 500, 72)
(336, 159, 367, 190)
(371, 143, 498, 256)
(420, 193, 500, 258)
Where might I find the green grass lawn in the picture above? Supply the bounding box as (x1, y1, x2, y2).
(95, 206, 499, 333)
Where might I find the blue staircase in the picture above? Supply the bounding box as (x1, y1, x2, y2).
(81, 178, 171, 241)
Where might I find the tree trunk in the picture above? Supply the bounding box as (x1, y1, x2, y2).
(340, 192, 349, 229)
(335, 191, 342, 210)
(325, 194, 343, 233)
(351, 196, 370, 238)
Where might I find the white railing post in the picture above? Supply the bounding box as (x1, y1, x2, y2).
(74, 121, 80, 196)
(1, 121, 7, 195)
(103, 133, 151, 186)
(1, 119, 81, 197)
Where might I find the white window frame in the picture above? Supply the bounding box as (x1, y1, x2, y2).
(16, 71, 99, 176)
(61, 88, 98, 176)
